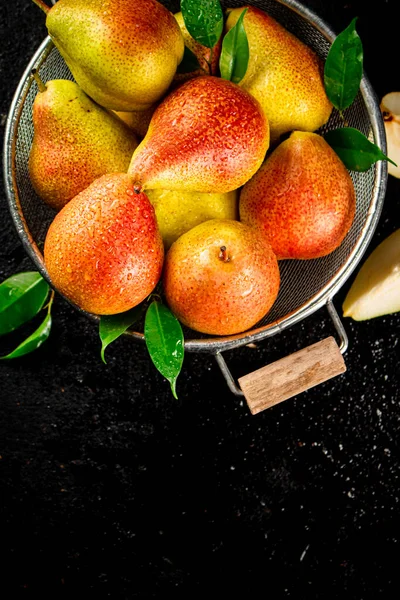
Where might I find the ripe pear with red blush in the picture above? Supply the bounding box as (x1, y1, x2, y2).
(128, 76, 269, 194)
(44, 173, 164, 315)
(163, 219, 280, 336)
(240, 131, 356, 260)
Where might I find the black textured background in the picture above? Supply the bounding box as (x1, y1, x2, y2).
(1, 1, 400, 597)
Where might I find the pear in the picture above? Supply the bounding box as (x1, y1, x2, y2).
(343, 229, 400, 320)
(128, 76, 269, 194)
(173, 11, 222, 84)
(225, 6, 332, 143)
(44, 173, 164, 315)
(239, 131, 356, 260)
(33, 0, 184, 111)
(163, 219, 280, 336)
(380, 92, 400, 178)
(28, 74, 138, 211)
(113, 105, 158, 140)
(146, 188, 239, 249)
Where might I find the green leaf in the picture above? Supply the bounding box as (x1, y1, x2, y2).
(219, 8, 249, 84)
(180, 0, 224, 49)
(99, 304, 145, 364)
(0, 272, 49, 337)
(144, 300, 184, 399)
(324, 127, 397, 172)
(0, 312, 52, 360)
(177, 45, 202, 74)
(324, 17, 363, 111)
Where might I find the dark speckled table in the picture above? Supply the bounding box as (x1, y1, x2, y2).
(1, 0, 400, 597)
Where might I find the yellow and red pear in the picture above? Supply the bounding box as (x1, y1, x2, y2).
(34, 0, 185, 111)
(225, 6, 332, 143)
(128, 75, 269, 194)
(44, 173, 164, 315)
(29, 76, 138, 211)
(240, 131, 356, 260)
(163, 219, 280, 336)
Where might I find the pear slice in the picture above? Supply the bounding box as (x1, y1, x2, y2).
(380, 92, 400, 178)
(343, 229, 400, 320)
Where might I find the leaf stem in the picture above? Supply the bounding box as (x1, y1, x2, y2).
(337, 110, 349, 128)
(44, 289, 55, 315)
(170, 379, 178, 400)
(148, 292, 162, 303)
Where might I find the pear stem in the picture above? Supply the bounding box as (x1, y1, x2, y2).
(219, 246, 230, 262)
(32, 69, 47, 93)
(32, 0, 50, 14)
(206, 49, 213, 75)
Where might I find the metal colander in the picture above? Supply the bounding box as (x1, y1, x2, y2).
(3, 0, 387, 407)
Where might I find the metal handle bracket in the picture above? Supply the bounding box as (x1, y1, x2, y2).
(215, 300, 348, 414)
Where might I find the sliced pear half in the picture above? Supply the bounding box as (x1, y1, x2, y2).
(343, 229, 400, 320)
(381, 92, 400, 178)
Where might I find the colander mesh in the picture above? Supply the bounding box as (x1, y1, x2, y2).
(11, 0, 381, 346)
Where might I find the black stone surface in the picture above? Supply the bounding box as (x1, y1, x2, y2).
(1, 1, 399, 597)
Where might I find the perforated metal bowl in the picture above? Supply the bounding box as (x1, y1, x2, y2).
(3, 0, 387, 409)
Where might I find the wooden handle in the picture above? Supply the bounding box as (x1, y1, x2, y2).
(238, 336, 346, 415)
